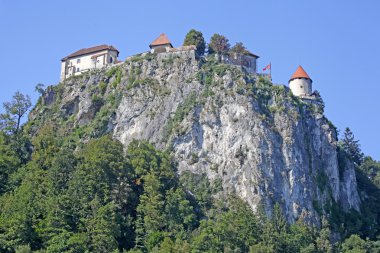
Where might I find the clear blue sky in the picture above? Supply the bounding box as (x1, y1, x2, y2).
(0, 0, 379, 159)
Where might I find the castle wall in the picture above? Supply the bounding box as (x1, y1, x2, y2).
(289, 78, 312, 96)
(222, 53, 258, 74)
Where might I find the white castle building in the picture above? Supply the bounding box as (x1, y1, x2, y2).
(289, 65, 313, 97)
(60, 44, 119, 81)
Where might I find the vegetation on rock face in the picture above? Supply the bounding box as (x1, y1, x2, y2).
(183, 29, 206, 56)
(1, 49, 380, 253)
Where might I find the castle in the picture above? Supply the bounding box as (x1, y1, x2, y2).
(60, 33, 314, 98)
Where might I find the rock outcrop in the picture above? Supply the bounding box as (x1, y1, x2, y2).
(29, 50, 361, 224)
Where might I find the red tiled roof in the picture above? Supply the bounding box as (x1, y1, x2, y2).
(61, 44, 119, 61)
(289, 65, 311, 81)
(149, 33, 173, 48)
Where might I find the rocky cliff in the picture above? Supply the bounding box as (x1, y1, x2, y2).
(29, 50, 360, 224)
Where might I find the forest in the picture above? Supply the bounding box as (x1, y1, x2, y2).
(0, 91, 380, 253)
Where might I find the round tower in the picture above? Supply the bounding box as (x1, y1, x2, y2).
(289, 65, 312, 97)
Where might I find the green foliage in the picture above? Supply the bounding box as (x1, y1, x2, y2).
(229, 42, 250, 55)
(98, 81, 107, 95)
(2, 79, 380, 252)
(360, 156, 380, 187)
(127, 140, 196, 251)
(316, 217, 333, 253)
(106, 66, 122, 88)
(126, 77, 158, 90)
(183, 29, 206, 55)
(0, 91, 32, 134)
(180, 172, 212, 211)
(341, 127, 364, 165)
(208, 33, 230, 55)
(34, 83, 45, 95)
(0, 132, 20, 193)
(164, 92, 198, 139)
(341, 234, 367, 253)
(316, 170, 328, 192)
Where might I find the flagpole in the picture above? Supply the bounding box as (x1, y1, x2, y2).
(270, 62, 272, 81)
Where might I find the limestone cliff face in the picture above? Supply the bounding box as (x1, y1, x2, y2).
(30, 50, 360, 223)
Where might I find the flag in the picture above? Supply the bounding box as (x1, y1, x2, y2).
(263, 63, 271, 71)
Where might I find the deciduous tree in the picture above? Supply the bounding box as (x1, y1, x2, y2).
(0, 91, 31, 134)
(208, 33, 230, 55)
(183, 29, 206, 56)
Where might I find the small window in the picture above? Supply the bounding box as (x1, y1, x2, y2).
(77, 59, 81, 63)
(77, 67, 80, 72)
(300, 85, 303, 88)
(110, 57, 113, 63)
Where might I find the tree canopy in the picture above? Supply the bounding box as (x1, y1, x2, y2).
(183, 29, 206, 56)
(208, 33, 230, 55)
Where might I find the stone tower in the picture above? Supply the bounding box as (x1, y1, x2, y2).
(289, 65, 312, 97)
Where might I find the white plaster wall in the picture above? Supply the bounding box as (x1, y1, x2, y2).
(61, 50, 118, 80)
(108, 51, 118, 64)
(289, 78, 312, 96)
(60, 61, 66, 81)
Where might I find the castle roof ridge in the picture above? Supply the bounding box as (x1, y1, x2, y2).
(61, 44, 119, 61)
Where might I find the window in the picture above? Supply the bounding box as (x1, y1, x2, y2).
(300, 85, 303, 88)
(77, 59, 81, 63)
(77, 67, 80, 72)
(110, 57, 113, 63)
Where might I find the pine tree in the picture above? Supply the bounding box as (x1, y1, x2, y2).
(316, 217, 333, 253)
(342, 127, 364, 165)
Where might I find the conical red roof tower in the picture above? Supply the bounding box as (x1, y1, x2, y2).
(149, 33, 173, 48)
(289, 66, 312, 83)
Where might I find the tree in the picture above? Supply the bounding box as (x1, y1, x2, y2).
(341, 234, 367, 253)
(341, 127, 364, 165)
(229, 42, 249, 55)
(0, 91, 32, 134)
(208, 33, 230, 55)
(183, 29, 206, 56)
(35, 83, 45, 95)
(316, 217, 333, 253)
(0, 132, 20, 193)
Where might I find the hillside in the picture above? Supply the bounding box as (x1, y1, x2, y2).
(31, 50, 360, 221)
(1, 49, 379, 252)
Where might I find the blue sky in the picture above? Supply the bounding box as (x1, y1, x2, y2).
(0, 0, 379, 159)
